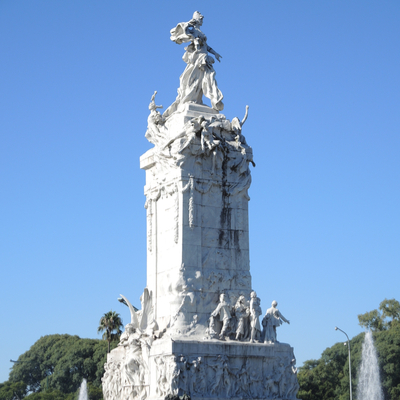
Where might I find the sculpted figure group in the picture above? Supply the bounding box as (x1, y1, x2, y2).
(145, 90, 254, 180)
(102, 291, 292, 400)
(207, 292, 290, 344)
(144, 11, 255, 190)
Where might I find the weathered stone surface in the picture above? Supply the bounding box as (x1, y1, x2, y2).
(140, 97, 254, 333)
(147, 339, 299, 400)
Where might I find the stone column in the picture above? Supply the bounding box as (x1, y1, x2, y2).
(140, 104, 252, 334)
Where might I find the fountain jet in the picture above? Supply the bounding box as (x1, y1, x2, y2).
(357, 331, 383, 400)
(78, 379, 88, 400)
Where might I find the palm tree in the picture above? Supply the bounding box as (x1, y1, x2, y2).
(97, 311, 123, 353)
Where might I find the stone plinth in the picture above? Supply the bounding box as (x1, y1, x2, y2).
(140, 104, 253, 335)
(148, 338, 299, 400)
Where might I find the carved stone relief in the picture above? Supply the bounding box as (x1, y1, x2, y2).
(149, 351, 299, 399)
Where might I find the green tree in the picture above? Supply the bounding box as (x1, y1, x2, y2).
(0, 381, 26, 400)
(300, 298, 400, 400)
(358, 298, 400, 331)
(20, 382, 102, 400)
(7, 334, 108, 396)
(297, 338, 360, 400)
(357, 309, 386, 331)
(379, 298, 400, 327)
(374, 321, 400, 400)
(22, 389, 75, 400)
(97, 311, 123, 353)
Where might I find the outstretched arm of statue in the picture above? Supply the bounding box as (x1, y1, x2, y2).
(241, 105, 249, 126)
(280, 313, 290, 324)
(211, 303, 221, 317)
(149, 91, 163, 111)
(207, 45, 222, 62)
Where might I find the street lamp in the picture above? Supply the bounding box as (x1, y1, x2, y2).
(335, 326, 352, 400)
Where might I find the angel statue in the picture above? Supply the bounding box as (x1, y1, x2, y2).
(145, 91, 165, 146)
(116, 292, 159, 400)
(163, 11, 224, 118)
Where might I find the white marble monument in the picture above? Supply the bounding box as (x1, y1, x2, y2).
(102, 11, 299, 400)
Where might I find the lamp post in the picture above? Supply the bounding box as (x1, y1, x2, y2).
(335, 326, 352, 400)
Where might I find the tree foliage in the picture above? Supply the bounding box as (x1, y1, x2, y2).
(374, 320, 400, 400)
(380, 299, 400, 326)
(358, 298, 400, 331)
(19, 383, 103, 400)
(298, 298, 400, 400)
(97, 311, 123, 353)
(0, 381, 26, 400)
(0, 334, 115, 400)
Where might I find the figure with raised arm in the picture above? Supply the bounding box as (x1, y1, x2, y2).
(210, 293, 232, 340)
(262, 300, 290, 343)
(145, 91, 165, 146)
(164, 11, 224, 117)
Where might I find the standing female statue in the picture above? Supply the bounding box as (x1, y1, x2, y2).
(163, 11, 224, 118)
(262, 300, 290, 343)
(249, 291, 262, 343)
(235, 295, 250, 341)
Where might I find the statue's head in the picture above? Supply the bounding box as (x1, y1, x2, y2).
(231, 117, 241, 133)
(251, 291, 257, 298)
(219, 293, 226, 302)
(192, 11, 204, 25)
(125, 323, 136, 334)
(272, 300, 278, 307)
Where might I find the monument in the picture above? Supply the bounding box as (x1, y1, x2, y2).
(102, 11, 299, 400)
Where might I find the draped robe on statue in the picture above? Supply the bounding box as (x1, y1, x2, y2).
(163, 21, 224, 118)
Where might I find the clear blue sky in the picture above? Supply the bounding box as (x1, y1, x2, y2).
(1, 0, 399, 384)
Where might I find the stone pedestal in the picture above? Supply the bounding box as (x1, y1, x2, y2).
(140, 104, 252, 335)
(148, 339, 298, 400)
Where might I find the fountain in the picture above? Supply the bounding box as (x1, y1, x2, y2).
(78, 379, 88, 400)
(357, 331, 383, 400)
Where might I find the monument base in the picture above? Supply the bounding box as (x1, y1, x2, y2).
(148, 338, 299, 400)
